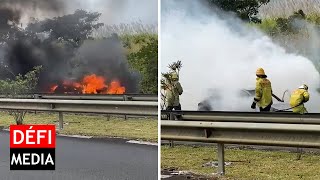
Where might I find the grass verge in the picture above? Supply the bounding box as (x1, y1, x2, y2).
(0, 111, 157, 142)
(161, 145, 320, 180)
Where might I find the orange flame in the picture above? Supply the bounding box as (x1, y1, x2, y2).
(49, 85, 58, 93)
(49, 74, 126, 94)
(107, 81, 126, 94)
(82, 74, 107, 94)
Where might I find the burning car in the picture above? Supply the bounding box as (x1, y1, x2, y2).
(49, 74, 126, 94)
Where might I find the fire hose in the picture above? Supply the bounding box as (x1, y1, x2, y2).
(274, 89, 308, 112)
(281, 89, 289, 101)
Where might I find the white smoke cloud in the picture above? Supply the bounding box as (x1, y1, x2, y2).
(161, 0, 320, 112)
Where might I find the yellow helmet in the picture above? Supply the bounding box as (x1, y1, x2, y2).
(299, 84, 308, 90)
(256, 68, 266, 76)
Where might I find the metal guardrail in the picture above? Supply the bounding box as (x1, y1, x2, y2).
(161, 110, 320, 175)
(0, 94, 158, 102)
(0, 99, 158, 115)
(0, 99, 158, 129)
(161, 110, 320, 124)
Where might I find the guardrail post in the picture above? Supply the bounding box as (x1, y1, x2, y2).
(217, 143, 225, 175)
(169, 112, 174, 148)
(34, 94, 40, 114)
(296, 147, 303, 160)
(169, 112, 174, 120)
(123, 95, 128, 120)
(59, 112, 64, 130)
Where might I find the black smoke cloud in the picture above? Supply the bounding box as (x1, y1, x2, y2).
(71, 35, 139, 93)
(5, 35, 139, 93)
(0, 7, 20, 32)
(0, 0, 64, 12)
(0, 0, 64, 31)
(5, 37, 74, 90)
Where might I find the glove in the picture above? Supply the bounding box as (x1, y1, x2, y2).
(251, 102, 256, 109)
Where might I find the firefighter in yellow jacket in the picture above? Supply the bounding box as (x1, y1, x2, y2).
(289, 84, 309, 114)
(251, 68, 283, 111)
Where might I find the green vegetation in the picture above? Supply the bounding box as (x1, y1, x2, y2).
(0, 66, 42, 124)
(0, 112, 158, 142)
(122, 33, 158, 94)
(259, 0, 320, 18)
(0, 66, 41, 96)
(253, 10, 320, 72)
(127, 35, 158, 94)
(207, 0, 270, 23)
(162, 145, 320, 180)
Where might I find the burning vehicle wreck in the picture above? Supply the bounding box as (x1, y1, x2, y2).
(2, 36, 139, 94)
(197, 89, 291, 112)
(48, 74, 126, 94)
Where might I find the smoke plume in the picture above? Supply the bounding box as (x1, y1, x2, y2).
(71, 35, 139, 92)
(161, 0, 320, 112)
(3, 33, 139, 93)
(0, 0, 65, 28)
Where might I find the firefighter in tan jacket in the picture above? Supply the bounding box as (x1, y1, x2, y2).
(165, 73, 183, 111)
(290, 84, 310, 114)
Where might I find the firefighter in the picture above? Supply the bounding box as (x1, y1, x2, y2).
(165, 73, 183, 111)
(251, 68, 283, 112)
(289, 84, 309, 114)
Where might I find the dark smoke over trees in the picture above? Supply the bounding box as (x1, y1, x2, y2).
(26, 10, 104, 47)
(0, 2, 140, 93)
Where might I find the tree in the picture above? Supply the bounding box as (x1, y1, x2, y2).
(207, 0, 270, 23)
(0, 66, 42, 124)
(270, 10, 307, 35)
(27, 9, 104, 47)
(128, 36, 158, 94)
(0, 10, 105, 92)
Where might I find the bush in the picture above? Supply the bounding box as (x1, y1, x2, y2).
(127, 35, 158, 94)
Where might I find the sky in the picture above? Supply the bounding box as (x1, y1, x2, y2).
(19, 0, 158, 26)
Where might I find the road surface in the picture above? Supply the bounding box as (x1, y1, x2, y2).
(0, 130, 158, 180)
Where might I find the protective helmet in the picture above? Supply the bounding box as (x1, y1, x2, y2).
(256, 68, 266, 76)
(171, 73, 178, 80)
(299, 84, 308, 90)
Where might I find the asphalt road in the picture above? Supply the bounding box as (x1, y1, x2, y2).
(0, 130, 158, 180)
